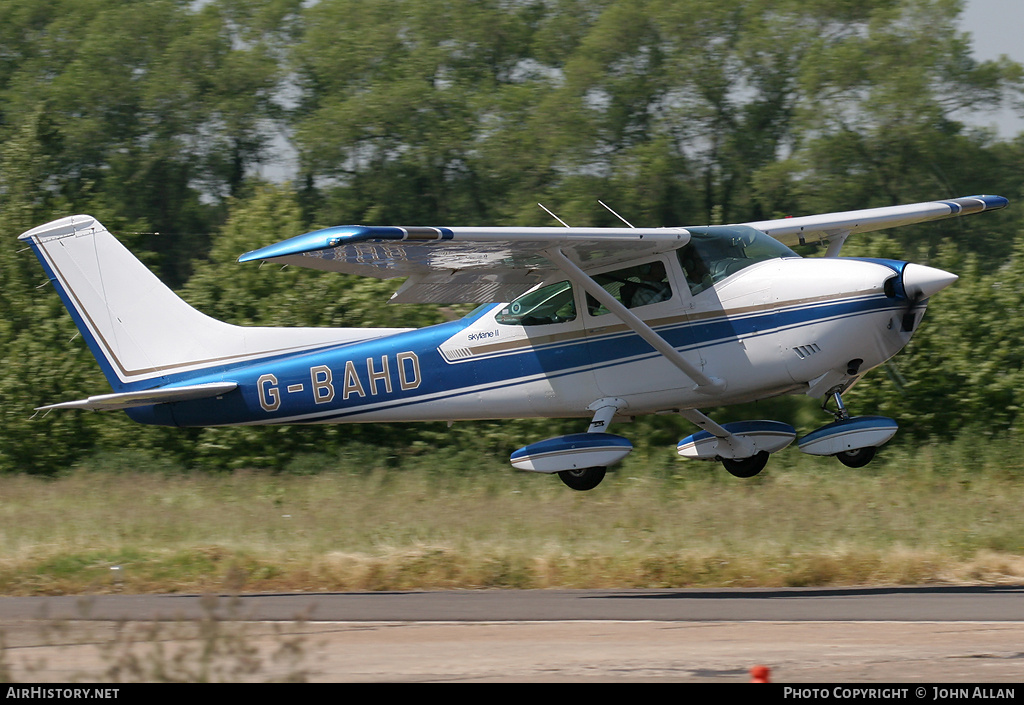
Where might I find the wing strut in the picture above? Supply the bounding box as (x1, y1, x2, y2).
(543, 248, 725, 393)
(823, 230, 852, 258)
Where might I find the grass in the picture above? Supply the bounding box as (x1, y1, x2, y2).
(0, 436, 1022, 594)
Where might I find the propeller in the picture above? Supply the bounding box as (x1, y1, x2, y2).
(898, 264, 958, 332)
(900, 290, 924, 332)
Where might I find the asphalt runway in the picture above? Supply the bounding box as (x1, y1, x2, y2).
(1, 586, 1022, 682)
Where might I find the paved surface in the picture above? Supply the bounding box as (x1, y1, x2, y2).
(1, 587, 1022, 682)
(2, 585, 1024, 622)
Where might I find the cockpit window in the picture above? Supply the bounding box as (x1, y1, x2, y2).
(495, 280, 576, 326)
(677, 225, 797, 295)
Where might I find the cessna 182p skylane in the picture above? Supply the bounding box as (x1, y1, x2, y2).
(20, 195, 1008, 490)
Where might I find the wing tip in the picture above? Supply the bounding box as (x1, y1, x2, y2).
(237, 225, 396, 263)
(941, 195, 1009, 215)
(974, 194, 1009, 210)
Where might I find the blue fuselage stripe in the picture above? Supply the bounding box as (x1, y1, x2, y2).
(146, 292, 899, 427)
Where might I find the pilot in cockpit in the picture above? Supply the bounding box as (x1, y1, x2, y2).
(626, 261, 672, 308)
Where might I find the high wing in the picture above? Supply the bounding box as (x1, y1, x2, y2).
(238, 195, 1008, 304)
(238, 225, 688, 303)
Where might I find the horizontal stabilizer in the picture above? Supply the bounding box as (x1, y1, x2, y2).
(37, 382, 238, 411)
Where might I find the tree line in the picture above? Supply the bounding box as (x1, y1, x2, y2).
(2, 0, 1023, 474)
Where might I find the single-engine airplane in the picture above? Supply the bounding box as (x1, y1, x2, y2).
(19, 195, 1008, 489)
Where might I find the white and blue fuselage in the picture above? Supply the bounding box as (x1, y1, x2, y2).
(123, 256, 921, 428)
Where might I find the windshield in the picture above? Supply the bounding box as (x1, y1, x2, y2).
(678, 225, 797, 295)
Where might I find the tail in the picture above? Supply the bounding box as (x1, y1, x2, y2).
(19, 215, 404, 393)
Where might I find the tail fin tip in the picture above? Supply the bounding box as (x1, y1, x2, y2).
(19, 214, 101, 243)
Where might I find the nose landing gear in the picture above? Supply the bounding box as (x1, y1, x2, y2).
(797, 389, 898, 466)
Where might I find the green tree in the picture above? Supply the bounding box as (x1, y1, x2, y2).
(779, 1, 1020, 238)
(0, 0, 300, 285)
(290, 0, 560, 227)
(3, 0, 1024, 475)
(0, 109, 106, 474)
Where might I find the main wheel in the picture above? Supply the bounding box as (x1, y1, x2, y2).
(836, 446, 875, 468)
(722, 451, 769, 478)
(557, 466, 606, 491)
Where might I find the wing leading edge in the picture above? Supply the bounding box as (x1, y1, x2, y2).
(238, 195, 1007, 303)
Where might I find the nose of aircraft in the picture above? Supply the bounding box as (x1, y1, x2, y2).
(901, 263, 958, 299)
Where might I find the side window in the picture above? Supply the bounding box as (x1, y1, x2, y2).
(495, 281, 577, 326)
(586, 261, 673, 316)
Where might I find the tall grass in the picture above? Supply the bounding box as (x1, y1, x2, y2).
(0, 435, 1021, 594)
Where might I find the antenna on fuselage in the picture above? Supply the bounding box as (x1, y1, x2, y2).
(598, 200, 634, 228)
(538, 203, 571, 228)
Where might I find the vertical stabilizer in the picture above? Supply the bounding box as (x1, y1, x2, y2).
(19, 215, 407, 391)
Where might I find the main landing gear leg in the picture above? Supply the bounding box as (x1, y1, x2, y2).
(556, 399, 624, 491)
